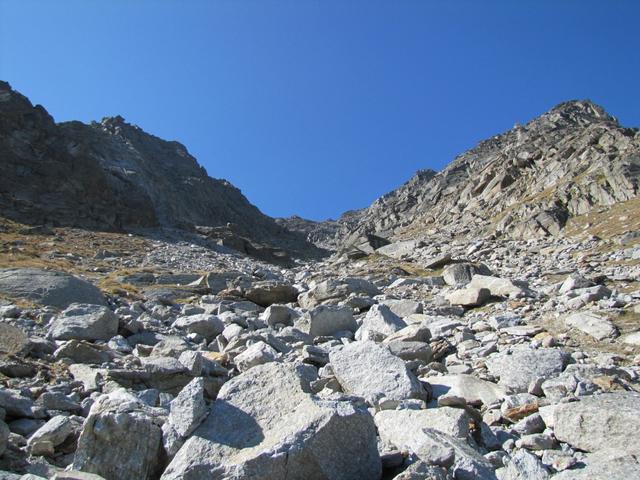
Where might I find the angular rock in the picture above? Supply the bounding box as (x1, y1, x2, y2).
(53, 340, 112, 364)
(244, 282, 298, 307)
(355, 304, 407, 340)
(298, 278, 380, 309)
(386, 341, 433, 363)
(329, 340, 426, 406)
(48, 304, 118, 341)
(499, 449, 550, 479)
(381, 299, 423, 318)
(375, 407, 470, 441)
(383, 323, 431, 344)
(72, 389, 163, 480)
(27, 415, 76, 456)
(161, 362, 381, 479)
(486, 348, 570, 393)
(0, 268, 106, 308)
(168, 378, 207, 437)
(173, 314, 224, 341)
(260, 304, 297, 327)
(424, 374, 506, 407)
(0, 388, 42, 418)
(469, 275, 532, 298)
(308, 305, 357, 337)
(443, 262, 492, 286)
(446, 287, 491, 307)
(553, 392, 640, 452)
(234, 341, 279, 372)
(565, 311, 618, 340)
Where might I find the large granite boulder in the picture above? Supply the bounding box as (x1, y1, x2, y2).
(355, 304, 407, 340)
(308, 305, 358, 337)
(72, 390, 164, 480)
(0, 268, 105, 308)
(329, 340, 426, 407)
(486, 348, 570, 393)
(552, 392, 640, 452)
(161, 362, 381, 479)
(48, 304, 118, 341)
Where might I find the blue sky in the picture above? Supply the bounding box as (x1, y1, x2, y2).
(1, 1, 638, 221)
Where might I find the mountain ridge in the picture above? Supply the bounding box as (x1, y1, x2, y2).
(279, 99, 640, 252)
(0, 80, 325, 262)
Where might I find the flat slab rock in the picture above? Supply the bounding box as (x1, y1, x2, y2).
(375, 407, 471, 441)
(329, 340, 426, 407)
(565, 311, 618, 340)
(424, 374, 507, 407)
(0, 268, 106, 308)
(486, 347, 570, 393)
(161, 362, 381, 480)
(553, 392, 640, 452)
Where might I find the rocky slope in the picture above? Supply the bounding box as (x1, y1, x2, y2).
(290, 100, 640, 252)
(1, 87, 640, 480)
(0, 212, 639, 479)
(0, 81, 324, 262)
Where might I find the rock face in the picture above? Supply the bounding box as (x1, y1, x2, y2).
(298, 99, 640, 248)
(0, 268, 106, 308)
(162, 362, 381, 480)
(0, 81, 323, 261)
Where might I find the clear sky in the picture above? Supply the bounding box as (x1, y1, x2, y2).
(1, 1, 638, 221)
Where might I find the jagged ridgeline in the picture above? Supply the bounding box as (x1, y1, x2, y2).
(0, 81, 325, 262)
(279, 100, 640, 251)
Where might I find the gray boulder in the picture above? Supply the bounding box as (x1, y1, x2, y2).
(486, 348, 570, 393)
(355, 304, 407, 340)
(329, 340, 426, 407)
(0, 388, 42, 418)
(443, 262, 492, 286)
(0, 268, 106, 308)
(48, 304, 118, 341)
(0, 419, 8, 457)
(469, 275, 532, 298)
(27, 415, 77, 456)
(298, 278, 380, 309)
(72, 389, 164, 480)
(261, 304, 298, 327)
(244, 282, 298, 307)
(161, 362, 381, 479)
(552, 449, 640, 480)
(565, 311, 618, 340)
(499, 450, 549, 480)
(553, 392, 640, 452)
(168, 378, 208, 437)
(381, 299, 423, 317)
(234, 341, 279, 372)
(445, 287, 491, 307)
(308, 305, 357, 337)
(386, 341, 433, 363)
(379, 424, 495, 478)
(424, 374, 506, 407)
(375, 407, 471, 441)
(173, 314, 224, 340)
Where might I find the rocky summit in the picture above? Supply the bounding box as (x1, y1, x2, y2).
(0, 84, 640, 480)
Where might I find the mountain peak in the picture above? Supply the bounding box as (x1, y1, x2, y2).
(542, 99, 617, 126)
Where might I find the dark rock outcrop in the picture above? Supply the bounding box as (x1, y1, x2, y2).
(0, 81, 324, 261)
